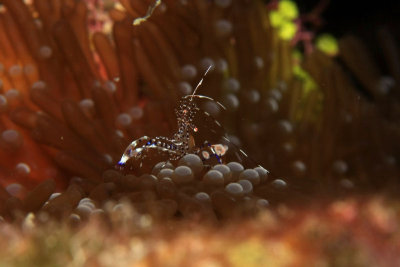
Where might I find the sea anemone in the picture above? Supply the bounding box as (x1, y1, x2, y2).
(0, 0, 399, 219)
(0, 0, 399, 263)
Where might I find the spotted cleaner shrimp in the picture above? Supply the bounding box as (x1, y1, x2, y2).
(116, 65, 260, 172)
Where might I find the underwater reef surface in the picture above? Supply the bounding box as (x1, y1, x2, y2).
(0, 197, 399, 266)
(0, 0, 399, 265)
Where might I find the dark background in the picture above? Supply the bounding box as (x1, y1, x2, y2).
(294, 0, 400, 36)
(292, 0, 400, 79)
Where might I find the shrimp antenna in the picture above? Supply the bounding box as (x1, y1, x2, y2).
(191, 65, 213, 100)
(188, 95, 227, 110)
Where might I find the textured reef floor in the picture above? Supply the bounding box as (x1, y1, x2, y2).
(0, 196, 399, 266)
